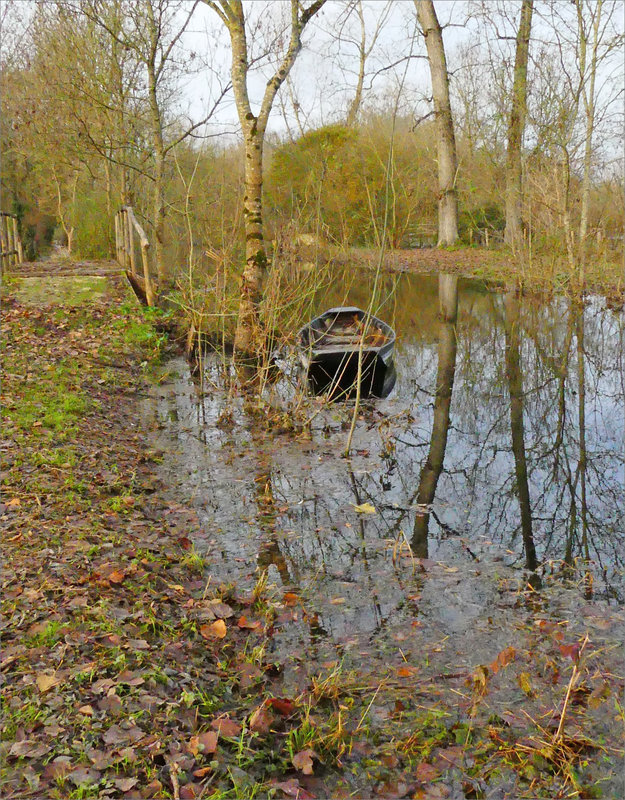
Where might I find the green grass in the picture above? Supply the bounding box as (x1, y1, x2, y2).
(12, 276, 108, 306)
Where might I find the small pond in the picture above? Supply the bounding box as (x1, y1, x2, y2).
(143, 271, 624, 669)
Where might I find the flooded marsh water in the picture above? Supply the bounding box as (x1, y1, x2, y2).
(142, 271, 624, 686)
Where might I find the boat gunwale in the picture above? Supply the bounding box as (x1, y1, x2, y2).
(298, 306, 396, 359)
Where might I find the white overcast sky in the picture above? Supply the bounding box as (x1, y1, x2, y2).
(4, 0, 624, 157)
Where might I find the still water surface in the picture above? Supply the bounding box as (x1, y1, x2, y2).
(144, 272, 624, 654)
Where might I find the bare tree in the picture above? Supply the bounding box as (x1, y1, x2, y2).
(201, 0, 326, 358)
(528, 0, 623, 281)
(414, 0, 458, 246)
(78, 0, 225, 286)
(504, 0, 533, 248)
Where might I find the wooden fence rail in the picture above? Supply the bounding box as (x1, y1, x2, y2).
(114, 206, 156, 306)
(0, 212, 24, 273)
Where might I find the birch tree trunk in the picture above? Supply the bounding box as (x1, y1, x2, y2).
(415, 0, 458, 246)
(504, 0, 533, 249)
(204, 0, 326, 358)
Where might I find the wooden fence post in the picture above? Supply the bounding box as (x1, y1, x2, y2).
(121, 206, 156, 307)
(0, 217, 7, 273)
(6, 217, 14, 267)
(128, 217, 137, 276)
(13, 217, 22, 264)
(115, 213, 120, 265)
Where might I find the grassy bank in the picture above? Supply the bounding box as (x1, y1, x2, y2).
(339, 246, 624, 304)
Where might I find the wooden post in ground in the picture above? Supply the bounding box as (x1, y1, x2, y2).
(126, 207, 155, 307)
(6, 216, 15, 267)
(123, 209, 130, 270)
(128, 215, 137, 276)
(115, 213, 120, 265)
(13, 217, 22, 265)
(0, 216, 8, 273)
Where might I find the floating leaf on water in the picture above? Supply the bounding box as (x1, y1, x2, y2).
(397, 666, 418, 678)
(489, 646, 516, 674)
(518, 671, 534, 697)
(351, 502, 376, 514)
(237, 615, 262, 630)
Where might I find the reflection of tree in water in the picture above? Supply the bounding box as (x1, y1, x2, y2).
(411, 274, 458, 558)
(152, 273, 624, 616)
(503, 290, 538, 573)
(248, 425, 292, 586)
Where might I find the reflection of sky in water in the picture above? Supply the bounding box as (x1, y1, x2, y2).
(144, 274, 624, 649)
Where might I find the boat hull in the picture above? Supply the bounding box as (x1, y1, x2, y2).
(298, 307, 397, 400)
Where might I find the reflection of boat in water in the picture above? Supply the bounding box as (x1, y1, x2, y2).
(298, 306, 396, 399)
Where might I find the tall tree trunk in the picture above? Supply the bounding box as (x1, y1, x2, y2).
(146, 0, 167, 287)
(227, 9, 267, 356)
(504, 0, 533, 249)
(415, 0, 458, 246)
(412, 273, 458, 557)
(577, 0, 602, 284)
(237, 126, 267, 355)
(345, 1, 366, 127)
(205, 0, 327, 359)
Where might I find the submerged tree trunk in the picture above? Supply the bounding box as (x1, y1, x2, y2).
(415, 0, 458, 246)
(504, 0, 533, 249)
(412, 273, 458, 557)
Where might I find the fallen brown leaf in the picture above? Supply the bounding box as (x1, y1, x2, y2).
(292, 748, 317, 775)
(249, 703, 274, 734)
(273, 778, 317, 798)
(188, 730, 218, 756)
(199, 619, 227, 639)
(237, 615, 262, 630)
(36, 671, 61, 693)
(210, 717, 242, 737)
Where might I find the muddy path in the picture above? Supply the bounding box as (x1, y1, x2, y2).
(2, 272, 624, 800)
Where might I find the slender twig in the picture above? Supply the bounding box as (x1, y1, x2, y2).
(553, 634, 589, 743)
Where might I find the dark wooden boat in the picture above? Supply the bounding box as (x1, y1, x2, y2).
(298, 306, 396, 399)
